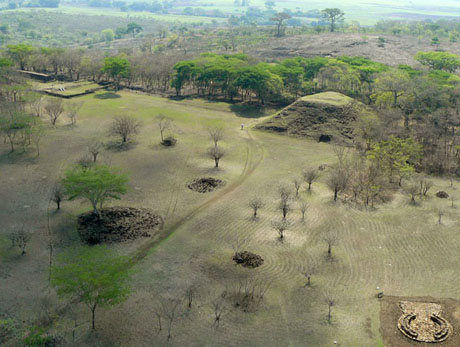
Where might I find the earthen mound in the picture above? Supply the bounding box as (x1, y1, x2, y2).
(256, 91, 376, 143)
(187, 177, 225, 193)
(77, 207, 163, 244)
(233, 251, 264, 268)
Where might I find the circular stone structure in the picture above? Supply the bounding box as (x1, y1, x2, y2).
(397, 301, 453, 343)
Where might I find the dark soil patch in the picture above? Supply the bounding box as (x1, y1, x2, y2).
(436, 191, 450, 199)
(161, 136, 177, 147)
(380, 296, 460, 347)
(77, 207, 163, 244)
(233, 251, 264, 268)
(187, 177, 225, 193)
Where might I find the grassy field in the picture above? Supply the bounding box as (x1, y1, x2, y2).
(2, 87, 460, 346)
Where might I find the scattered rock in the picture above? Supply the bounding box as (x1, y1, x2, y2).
(436, 191, 449, 199)
(233, 251, 264, 268)
(187, 177, 225, 193)
(77, 207, 163, 244)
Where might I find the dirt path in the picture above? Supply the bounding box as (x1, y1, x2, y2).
(130, 128, 264, 265)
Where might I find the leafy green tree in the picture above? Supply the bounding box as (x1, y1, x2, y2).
(368, 136, 422, 184)
(51, 245, 132, 330)
(6, 44, 35, 70)
(374, 69, 411, 107)
(270, 12, 291, 37)
(101, 56, 130, 90)
(101, 29, 114, 43)
(62, 164, 129, 217)
(415, 51, 460, 72)
(321, 8, 345, 32)
(127, 22, 143, 38)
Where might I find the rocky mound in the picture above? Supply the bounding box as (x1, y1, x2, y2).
(77, 207, 163, 244)
(187, 177, 225, 193)
(233, 251, 264, 268)
(256, 91, 375, 143)
(436, 191, 449, 199)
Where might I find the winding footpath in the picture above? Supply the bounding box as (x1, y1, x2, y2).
(130, 128, 264, 265)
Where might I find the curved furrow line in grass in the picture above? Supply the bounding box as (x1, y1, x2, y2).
(130, 129, 265, 265)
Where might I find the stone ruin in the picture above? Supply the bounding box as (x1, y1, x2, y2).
(397, 301, 452, 343)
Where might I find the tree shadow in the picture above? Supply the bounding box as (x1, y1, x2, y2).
(105, 140, 137, 152)
(94, 92, 121, 100)
(0, 150, 38, 167)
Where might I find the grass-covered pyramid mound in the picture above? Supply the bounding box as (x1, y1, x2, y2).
(257, 91, 375, 143)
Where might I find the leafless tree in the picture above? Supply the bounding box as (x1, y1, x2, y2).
(185, 285, 198, 309)
(156, 114, 171, 143)
(207, 146, 225, 168)
(278, 185, 292, 219)
(324, 292, 336, 323)
(249, 196, 264, 218)
(29, 93, 43, 117)
(88, 141, 102, 162)
(303, 168, 319, 191)
(44, 98, 64, 127)
(9, 227, 32, 255)
(404, 180, 419, 204)
(212, 293, 226, 329)
(323, 230, 339, 258)
(208, 126, 224, 147)
(419, 177, 433, 196)
(327, 166, 349, 202)
(110, 116, 141, 143)
(437, 207, 445, 224)
(271, 219, 290, 241)
(293, 177, 302, 197)
(299, 201, 308, 222)
(30, 124, 46, 157)
(67, 101, 84, 126)
(303, 263, 316, 287)
(51, 183, 64, 210)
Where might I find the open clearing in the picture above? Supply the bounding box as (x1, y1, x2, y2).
(2, 87, 460, 346)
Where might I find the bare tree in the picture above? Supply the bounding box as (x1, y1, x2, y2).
(29, 93, 43, 117)
(326, 166, 349, 202)
(9, 227, 32, 255)
(293, 177, 302, 197)
(88, 141, 102, 162)
(299, 201, 308, 222)
(249, 196, 264, 218)
(271, 219, 290, 241)
(51, 183, 64, 210)
(323, 230, 339, 258)
(207, 146, 225, 168)
(67, 101, 84, 126)
(419, 177, 433, 196)
(162, 299, 183, 340)
(212, 294, 226, 329)
(303, 168, 319, 191)
(437, 207, 445, 224)
(278, 185, 292, 219)
(156, 114, 171, 143)
(208, 126, 224, 147)
(303, 263, 316, 287)
(44, 98, 64, 127)
(404, 180, 419, 204)
(110, 116, 141, 143)
(30, 123, 46, 157)
(185, 285, 198, 310)
(324, 293, 336, 323)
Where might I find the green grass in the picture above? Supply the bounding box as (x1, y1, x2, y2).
(300, 91, 355, 106)
(2, 85, 460, 346)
